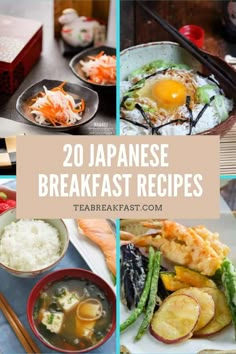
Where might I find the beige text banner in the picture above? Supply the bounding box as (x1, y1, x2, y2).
(16, 135, 219, 219)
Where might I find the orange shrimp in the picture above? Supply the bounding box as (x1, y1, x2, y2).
(78, 219, 116, 276)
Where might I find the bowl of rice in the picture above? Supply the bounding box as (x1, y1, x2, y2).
(0, 208, 69, 277)
(120, 41, 236, 136)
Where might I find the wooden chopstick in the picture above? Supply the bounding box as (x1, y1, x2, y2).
(0, 301, 33, 353)
(0, 293, 40, 353)
(137, 1, 236, 93)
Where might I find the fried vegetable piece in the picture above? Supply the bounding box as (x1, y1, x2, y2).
(170, 287, 215, 331)
(150, 294, 200, 344)
(120, 345, 131, 354)
(194, 287, 232, 336)
(157, 275, 171, 301)
(175, 266, 217, 288)
(221, 258, 236, 339)
(141, 220, 230, 276)
(135, 251, 161, 340)
(121, 243, 148, 310)
(160, 272, 190, 291)
(120, 247, 155, 333)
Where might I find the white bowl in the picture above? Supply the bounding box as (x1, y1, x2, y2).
(0, 208, 69, 277)
(120, 41, 202, 81)
(120, 41, 236, 136)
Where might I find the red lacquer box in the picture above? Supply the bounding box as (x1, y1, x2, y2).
(0, 15, 43, 94)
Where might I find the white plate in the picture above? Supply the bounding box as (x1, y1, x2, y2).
(63, 219, 115, 289)
(120, 208, 236, 353)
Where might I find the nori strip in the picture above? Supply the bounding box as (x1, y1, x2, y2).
(186, 95, 193, 135)
(193, 95, 216, 127)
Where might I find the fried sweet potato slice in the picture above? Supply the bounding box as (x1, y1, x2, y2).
(150, 294, 200, 344)
(170, 287, 215, 331)
(194, 287, 231, 336)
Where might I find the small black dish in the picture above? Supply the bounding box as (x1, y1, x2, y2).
(69, 45, 116, 88)
(16, 79, 99, 131)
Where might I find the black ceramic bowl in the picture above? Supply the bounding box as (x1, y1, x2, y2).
(69, 46, 116, 88)
(16, 80, 99, 131)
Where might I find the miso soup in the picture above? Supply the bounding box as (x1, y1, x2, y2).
(33, 277, 113, 351)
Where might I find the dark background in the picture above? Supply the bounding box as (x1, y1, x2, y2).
(121, 0, 236, 58)
(0, 0, 116, 175)
(0, 0, 116, 135)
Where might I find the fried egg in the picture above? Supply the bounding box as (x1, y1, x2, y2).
(120, 64, 233, 136)
(138, 70, 197, 112)
(152, 79, 187, 109)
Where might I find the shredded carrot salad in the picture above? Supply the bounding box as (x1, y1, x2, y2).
(30, 82, 85, 127)
(80, 51, 116, 85)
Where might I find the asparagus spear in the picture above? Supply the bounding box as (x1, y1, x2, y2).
(120, 247, 155, 332)
(135, 251, 161, 340)
(221, 258, 236, 339)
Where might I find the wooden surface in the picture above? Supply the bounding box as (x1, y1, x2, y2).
(0, 0, 115, 137)
(220, 123, 236, 175)
(54, 0, 110, 37)
(121, 0, 236, 176)
(92, 0, 110, 24)
(54, 0, 93, 38)
(121, 0, 236, 58)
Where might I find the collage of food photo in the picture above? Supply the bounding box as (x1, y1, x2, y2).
(0, 0, 236, 354)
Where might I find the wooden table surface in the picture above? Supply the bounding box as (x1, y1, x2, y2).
(220, 123, 236, 175)
(121, 0, 236, 176)
(121, 0, 236, 58)
(0, 0, 115, 136)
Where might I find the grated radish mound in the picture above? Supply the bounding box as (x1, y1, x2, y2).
(0, 219, 61, 271)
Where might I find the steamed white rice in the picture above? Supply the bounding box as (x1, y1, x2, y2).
(0, 219, 61, 271)
(120, 66, 234, 136)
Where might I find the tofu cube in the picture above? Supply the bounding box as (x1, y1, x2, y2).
(41, 311, 64, 334)
(57, 291, 80, 312)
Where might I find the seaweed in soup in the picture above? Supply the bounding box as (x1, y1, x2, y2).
(34, 277, 112, 351)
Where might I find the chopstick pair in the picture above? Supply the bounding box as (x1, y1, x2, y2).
(137, 0, 236, 95)
(0, 293, 40, 354)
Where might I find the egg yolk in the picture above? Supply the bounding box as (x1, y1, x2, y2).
(152, 79, 187, 110)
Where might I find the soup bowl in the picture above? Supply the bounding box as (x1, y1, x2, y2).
(27, 268, 116, 353)
(0, 208, 69, 277)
